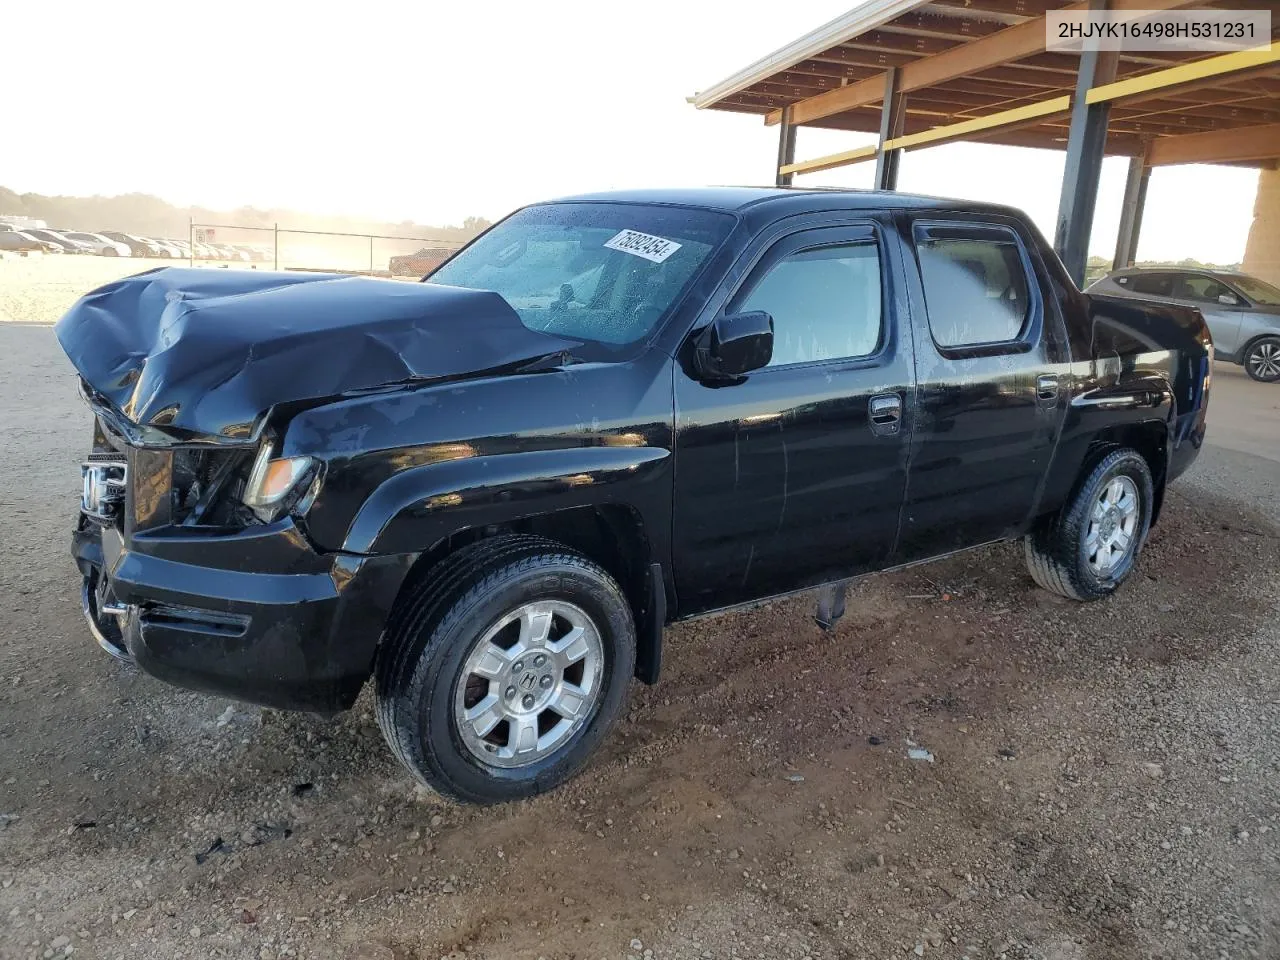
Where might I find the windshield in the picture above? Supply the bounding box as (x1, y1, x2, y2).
(1230, 275, 1280, 306)
(427, 202, 734, 348)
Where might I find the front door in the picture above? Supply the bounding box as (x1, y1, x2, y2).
(1169, 273, 1246, 356)
(672, 220, 914, 615)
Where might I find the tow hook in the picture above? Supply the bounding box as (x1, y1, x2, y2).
(81, 577, 133, 663)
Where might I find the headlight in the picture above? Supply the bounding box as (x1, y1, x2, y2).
(243, 441, 315, 521)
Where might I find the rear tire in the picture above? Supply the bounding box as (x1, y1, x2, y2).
(375, 535, 635, 804)
(1243, 336, 1280, 383)
(1024, 448, 1153, 601)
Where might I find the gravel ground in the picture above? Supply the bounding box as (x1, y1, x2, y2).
(0, 255, 205, 324)
(0, 253, 409, 326)
(0, 254, 312, 325)
(1181, 364, 1279, 526)
(0, 317, 1277, 960)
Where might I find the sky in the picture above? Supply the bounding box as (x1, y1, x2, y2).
(3, 0, 1261, 262)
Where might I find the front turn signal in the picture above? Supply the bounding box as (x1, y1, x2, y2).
(244, 442, 314, 511)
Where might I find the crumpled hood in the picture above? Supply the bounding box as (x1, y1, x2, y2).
(55, 268, 580, 442)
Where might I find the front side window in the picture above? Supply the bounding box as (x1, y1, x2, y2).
(427, 202, 734, 350)
(737, 242, 882, 366)
(1172, 274, 1233, 303)
(1229, 275, 1280, 306)
(916, 232, 1030, 347)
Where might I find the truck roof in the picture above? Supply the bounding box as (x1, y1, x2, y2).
(547, 186, 1022, 219)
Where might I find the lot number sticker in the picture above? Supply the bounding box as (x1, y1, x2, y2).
(604, 229, 682, 263)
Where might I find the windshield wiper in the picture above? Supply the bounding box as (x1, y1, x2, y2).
(516, 349, 588, 373)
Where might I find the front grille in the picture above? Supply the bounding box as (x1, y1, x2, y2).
(91, 412, 126, 456)
(171, 448, 251, 525)
(173, 449, 222, 519)
(81, 459, 127, 524)
(86, 414, 254, 528)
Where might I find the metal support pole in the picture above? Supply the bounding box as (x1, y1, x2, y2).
(188, 218, 194, 267)
(874, 68, 906, 191)
(370, 235, 374, 275)
(776, 107, 797, 187)
(273, 222, 279, 271)
(1113, 152, 1151, 270)
(1054, 0, 1118, 287)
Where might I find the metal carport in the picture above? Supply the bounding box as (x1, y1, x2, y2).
(690, 0, 1280, 285)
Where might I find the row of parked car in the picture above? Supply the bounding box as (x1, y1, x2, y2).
(0, 223, 271, 261)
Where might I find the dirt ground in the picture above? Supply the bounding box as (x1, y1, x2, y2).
(1, 299, 1278, 959)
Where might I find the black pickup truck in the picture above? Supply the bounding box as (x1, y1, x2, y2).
(59, 188, 1211, 804)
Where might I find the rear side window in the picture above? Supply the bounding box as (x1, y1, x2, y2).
(1172, 274, 1232, 303)
(737, 242, 882, 366)
(915, 230, 1030, 347)
(1128, 273, 1173, 296)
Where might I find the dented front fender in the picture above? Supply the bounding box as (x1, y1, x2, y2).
(341, 445, 671, 555)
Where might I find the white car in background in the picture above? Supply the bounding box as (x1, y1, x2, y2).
(58, 232, 131, 256)
(139, 237, 184, 259)
(24, 229, 94, 254)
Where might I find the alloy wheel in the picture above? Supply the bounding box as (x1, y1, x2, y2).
(1084, 476, 1140, 576)
(1247, 341, 1280, 381)
(453, 600, 604, 769)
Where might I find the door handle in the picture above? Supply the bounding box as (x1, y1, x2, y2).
(1036, 375, 1059, 403)
(868, 393, 902, 437)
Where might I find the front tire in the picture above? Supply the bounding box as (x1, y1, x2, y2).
(375, 535, 635, 804)
(1024, 448, 1153, 601)
(1244, 336, 1280, 383)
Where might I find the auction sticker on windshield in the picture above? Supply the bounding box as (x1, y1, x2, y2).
(604, 229, 682, 264)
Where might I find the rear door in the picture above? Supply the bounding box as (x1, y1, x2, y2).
(896, 217, 1071, 561)
(672, 217, 914, 614)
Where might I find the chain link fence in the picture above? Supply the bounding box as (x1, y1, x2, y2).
(187, 221, 467, 278)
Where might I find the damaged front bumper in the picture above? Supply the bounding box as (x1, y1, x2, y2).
(73, 515, 412, 713)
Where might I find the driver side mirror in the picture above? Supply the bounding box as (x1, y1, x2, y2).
(694, 311, 774, 381)
(1218, 293, 1239, 306)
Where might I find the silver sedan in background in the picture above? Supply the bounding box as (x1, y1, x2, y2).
(1088, 268, 1280, 383)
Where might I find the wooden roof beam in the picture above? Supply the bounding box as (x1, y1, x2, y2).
(780, 144, 879, 176)
(1146, 122, 1280, 165)
(1086, 46, 1280, 105)
(928, 0, 1061, 17)
(882, 95, 1071, 150)
(765, 0, 1202, 127)
(1112, 97, 1280, 129)
(972, 126, 1145, 155)
(869, 11, 1014, 42)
